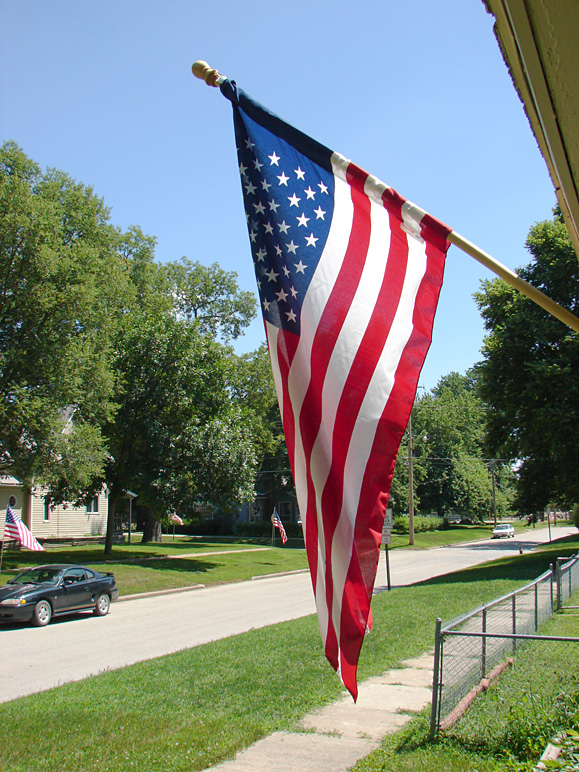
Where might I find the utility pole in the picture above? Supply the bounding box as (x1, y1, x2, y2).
(491, 461, 497, 526)
(408, 413, 414, 545)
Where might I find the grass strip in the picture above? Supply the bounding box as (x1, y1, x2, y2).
(0, 522, 553, 594)
(2, 537, 575, 772)
(353, 586, 579, 771)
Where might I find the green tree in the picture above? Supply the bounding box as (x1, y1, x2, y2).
(475, 207, 579, 514)
(0, 142, 130, 500)
(102, 312, 261, 551)
(162, 258, 256, 342)
(389, 372, 504, 520)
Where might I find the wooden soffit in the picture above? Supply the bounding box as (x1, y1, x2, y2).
(483, 0, 579, 259)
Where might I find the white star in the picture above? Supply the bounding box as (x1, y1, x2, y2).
(318, 181, 329, 194)
(263, 298, 271, 312)
(253, 159, 263, 171)
(277, 171, 289, 186)
(239, 162, 247, 176)
(295, 167, 306, 180)
(282, 264, 290, 277)
(290, 285, 298, 298)
(253, 202, 265, 215)
(288, 193, 301, 207)
(265, 268, 279, 282)
(261, 179, 272, 192)
(255, 248, 267, 262)
(278, 220, 290, 234)
(285, 309, 297, 323)
(296, 213, 310, 227)
(249, 230, 258, 243)
(294, 260, 307, 273)
(263, 222, 274, 235)
(286, 240, 298, 254)
(274, 245, 283, 256)
(268, 199, 280, 212)
(245, 138, 255, 150)
(276, 288, 288, 303)
(244, 181, 257, 196)
(305, 233, 318, 247)
(314, 206, 326, 219)
(268, 151, 280, 166)
(304, 186, 316, 199)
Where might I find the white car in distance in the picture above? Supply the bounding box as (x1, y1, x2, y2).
(492, 523, 516, 539)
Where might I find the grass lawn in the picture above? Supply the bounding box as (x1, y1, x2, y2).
(0, 521, 553, 595)
(1, 532, 577, 772)
(353, 596, 579, 772)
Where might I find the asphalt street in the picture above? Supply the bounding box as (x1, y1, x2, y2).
(0, 525, 574, 703)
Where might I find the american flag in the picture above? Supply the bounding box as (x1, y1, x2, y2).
(272, 509, 288, 544)
(221, 80, 450, 700)
(169, 513, 184, 526)
(4, 505, 44, 551)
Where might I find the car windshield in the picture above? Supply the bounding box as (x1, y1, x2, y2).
(9, 567, 61, 585)
(495, 525, 509, 530)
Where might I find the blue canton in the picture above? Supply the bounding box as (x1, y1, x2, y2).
(232, 108, 335, 335)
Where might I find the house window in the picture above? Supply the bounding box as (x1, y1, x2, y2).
(86, 496, 99, 514)
(43, 496, 51, 522)
(277, 501, 292, 520)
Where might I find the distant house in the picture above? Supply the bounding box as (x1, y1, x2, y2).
(0, 476, 108, 542)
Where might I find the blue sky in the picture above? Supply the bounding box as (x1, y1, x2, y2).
(0, 0, 556, 391)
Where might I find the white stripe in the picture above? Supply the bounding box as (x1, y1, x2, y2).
(309, 184, 393, 630)
(286, 159, 354, 645)
(329, 211, 429, 638)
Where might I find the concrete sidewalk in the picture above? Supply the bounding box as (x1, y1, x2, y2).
(206, 652, 434, 772)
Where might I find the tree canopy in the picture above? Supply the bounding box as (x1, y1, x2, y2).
(1, 142, 279, 552)
(0, 141, 131, 497)
(474, 207, 579, 513)
(389, 372, 513, 521)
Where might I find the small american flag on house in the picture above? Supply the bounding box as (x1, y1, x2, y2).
(4, 505, 44, 551)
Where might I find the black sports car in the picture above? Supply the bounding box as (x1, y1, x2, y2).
(0, 564, 119, 626)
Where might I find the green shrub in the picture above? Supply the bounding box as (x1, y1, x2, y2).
(392, 515, 443, 534)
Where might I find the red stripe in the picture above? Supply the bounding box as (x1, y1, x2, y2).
(336, 227, 447, 698)
(297, 167, 372, 663)
(270, 325, 300, 467)
(319, 206, 409, 672)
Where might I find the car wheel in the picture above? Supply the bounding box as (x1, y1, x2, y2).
(32, 600, 52, 627)
(93, 593, 110, 616)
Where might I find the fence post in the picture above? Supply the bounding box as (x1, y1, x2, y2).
(557, 558, 563, 610)
(481, 606, 487, 679)
(550, 563, 554, 612)
(534, 581, 539, 631)
(430, 618, 443, 741)
(511, 595, 517, 654)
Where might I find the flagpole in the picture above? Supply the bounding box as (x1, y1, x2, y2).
(447, 231, 579, 334)
(191, 59, 579, 336)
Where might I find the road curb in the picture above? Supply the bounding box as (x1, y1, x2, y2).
(117, 584, 206, 602)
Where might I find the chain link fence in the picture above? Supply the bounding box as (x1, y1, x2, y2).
(430, 554, 579, 738)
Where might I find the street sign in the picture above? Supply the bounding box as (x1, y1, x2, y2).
(382, 531, 392, 545)
(382, 508, 393, 540)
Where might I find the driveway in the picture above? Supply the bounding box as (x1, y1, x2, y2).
(0, 525, 574, 703)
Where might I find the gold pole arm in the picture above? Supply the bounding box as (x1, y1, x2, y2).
(448, 230, 579, 335)
(192, 60, 226, 87)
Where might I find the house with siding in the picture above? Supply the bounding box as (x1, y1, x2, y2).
(0, 476, 108, 542)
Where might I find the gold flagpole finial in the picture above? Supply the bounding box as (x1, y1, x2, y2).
(192, 60, 225, 87)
